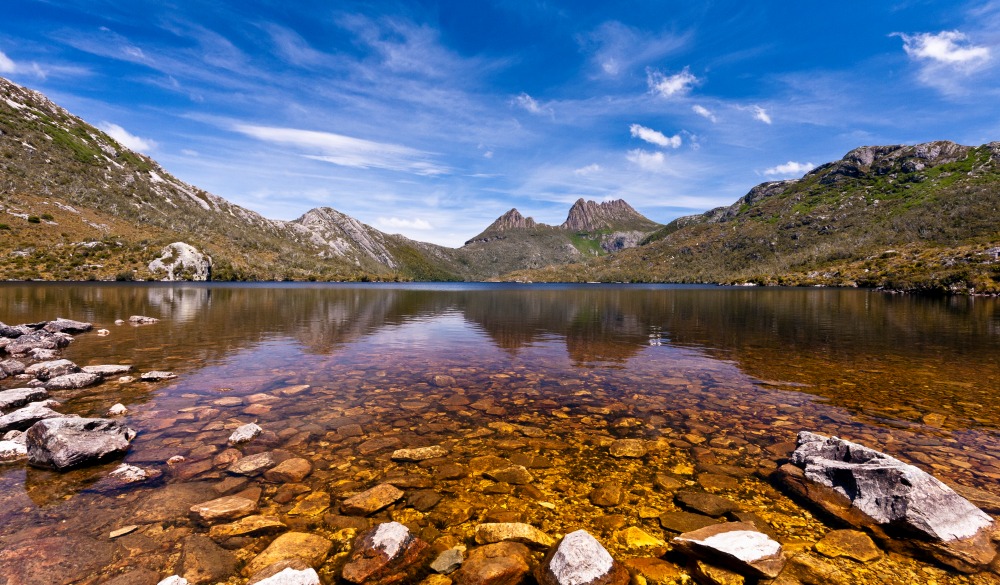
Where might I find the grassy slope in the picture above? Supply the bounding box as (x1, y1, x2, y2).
(507, 143, 1000, 294)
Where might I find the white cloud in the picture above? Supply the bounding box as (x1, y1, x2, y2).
(99, 122, 157, 153)
(629, 124, 681, 148)
(377, 217, 432, 230)
(692, 104, 717, 123)
(512, 92, 550, 115)
(764, 161, 815, 176)
(574, 163, 602, 176)
(896, 31, 990, 66)
(646, 66, 698, 98)
(234, 124, 447, 176)
(0, 51, 15, 73)
(181, 149, 199, 157)
(751, 105, 772, 124)
(626, 148, 667, 172)
(893, 30, 992, 95)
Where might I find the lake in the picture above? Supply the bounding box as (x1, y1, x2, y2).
(0, 283, 998, 584)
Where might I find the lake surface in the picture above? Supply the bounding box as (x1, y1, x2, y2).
(0, 283, 998, 584)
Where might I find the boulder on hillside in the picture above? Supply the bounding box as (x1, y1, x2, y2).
(776, 431, 997, 573)
(148, 242, 212, 281)
(26, 417, 136, 470)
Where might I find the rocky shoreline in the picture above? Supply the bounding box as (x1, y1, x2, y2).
(0, 316, 998, 584)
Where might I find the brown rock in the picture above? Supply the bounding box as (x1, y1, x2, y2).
(189, 495, 258, 524)
(289, 491, 331, 516)
(658, 511, 723, 534)
(243, 532, 333, 576)
(358, 436, 402, 455)
(675, 490, 739, 516)
(815, 529, 881, 563)
(692, 560, 745, 585)
(209, 515, 287, 541)
(608, 439, 646, 458)
(342, 522, 431, 584)
(264, 457, 313, 483)
(452, 542, 531, 585)
(180, 534, 237, 584)
(621, 557, 682, 584)
(475, 523, 554, 549)
(227, 451, 278, 476)
(653, 474, 683, 491)
(484, 465, 534, 485)
(342, 483, 405, 516)
(392, 445, 449, 462)
(589, 483, 623, 507)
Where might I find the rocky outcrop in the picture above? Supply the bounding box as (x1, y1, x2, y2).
(814, 141, 972, 185)
(776, 431, 997, 573)
(26, 417, 136, 470)
(148, 242, 213, 281)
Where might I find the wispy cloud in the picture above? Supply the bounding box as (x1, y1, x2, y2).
(0, 51, 15, 74)
(893, 30, 993, 95)
(629, 123, 681, 148)
(691, 104, 717, 122)
(99, 122, 157, 153)
(764, 161, 814, 176)
(646, 66, 698, 98)
(574, 163, 602, 176)
(751, 105, 771, 124)
(580, 21, 688, 78)
(626, 148, 668, 172)
(233, 124, 448, 175)
(377, 216, 433, 230)
(512, 92, 551, 115)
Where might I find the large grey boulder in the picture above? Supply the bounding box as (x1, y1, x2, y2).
(777, 431, 997, 572)
(26, 417, 136, 470)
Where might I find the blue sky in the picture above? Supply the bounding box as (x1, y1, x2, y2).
(3, 1, 999, 246)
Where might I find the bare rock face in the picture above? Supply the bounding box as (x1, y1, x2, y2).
(536, 530, 628, 585)
(560, 198, 654, 232)
(341, 522, 430, 584)
(671, 522, 786, 579)
(26, 417, 136, 470)
(148, 242, 213, 281)
(778, 431, 997, 573)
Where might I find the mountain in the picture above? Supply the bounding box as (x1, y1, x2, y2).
(508, 141, 1000, 294)
(456, 198, 663, 280)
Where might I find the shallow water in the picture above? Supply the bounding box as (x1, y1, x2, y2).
(0, 283, 998, 584)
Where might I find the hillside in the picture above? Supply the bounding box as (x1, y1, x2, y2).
(0, 76, 465, 281)
(507, 141, 1000, 294)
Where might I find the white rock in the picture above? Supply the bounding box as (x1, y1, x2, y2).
(253, 567, 321, 585)
(157, 577, 189, 585)
(108, 463, 150, 483)
(547, 530, 615, 585)
(0, 440, 27, 462)
(96, 329, 110, 336)
(371, 521, 411, 559)
(107, 403, 129, 416)
(228, 422, 262, 445)
(114, 319, 124, 326)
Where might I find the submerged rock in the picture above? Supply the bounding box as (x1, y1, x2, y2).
(341, 522, 430, 584)
(391, 445, 448, 461)
(229, 422, 262, 445)
(451, 542, 531, 585)
(778, 431, 997, 572)
(536, 530, 628, 585)
(672, 522, 786, 579)
(243, 532, 332, 577)
(129, 315, 160, 325)
(26, 417, 136, 470)
(475, 522, 555, 549)
(341, 483, 404, 516)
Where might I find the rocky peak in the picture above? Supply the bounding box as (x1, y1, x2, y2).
(560, 198, 653, 232)
(817, 141, 972, 185)
(488, 209, 537, 232)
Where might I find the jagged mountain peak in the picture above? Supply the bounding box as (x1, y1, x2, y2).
(560, 198, 657, 232)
